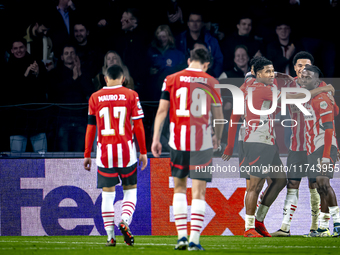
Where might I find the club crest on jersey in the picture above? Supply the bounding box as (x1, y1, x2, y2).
(320, 101, 328, 110)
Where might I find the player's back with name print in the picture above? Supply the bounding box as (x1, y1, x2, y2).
(89, 85, 144, 168)
(163, 68, 220, 152)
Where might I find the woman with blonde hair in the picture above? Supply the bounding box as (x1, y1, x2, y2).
(93, 51, 134, 90)
(146, 24, 185, 101)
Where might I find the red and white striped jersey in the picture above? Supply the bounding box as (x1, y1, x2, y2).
(238, 77, 256, 142)
(286, 79, 327, 151)
(162, 68, 221, 151)
(286, 80, 307, 151)
(304, 92, 337, 155)
(88, 85, 144, 168)
(244, 82, 281, 145)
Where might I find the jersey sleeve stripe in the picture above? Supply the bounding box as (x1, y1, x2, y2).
(320, 111, 332, 116)
(132, 115, 144, 120)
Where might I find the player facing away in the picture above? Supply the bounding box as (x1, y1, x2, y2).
(271, 52, 336, 237)
(300, 65, 340, 237)
(242, 58, 288, 237)
(151, 48, 224, 251)
(83, 65, 148, 246)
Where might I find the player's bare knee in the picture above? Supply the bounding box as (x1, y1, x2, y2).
(287, 179, 300, 189)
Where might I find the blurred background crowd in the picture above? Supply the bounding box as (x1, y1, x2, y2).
(0, 0, 339, 154)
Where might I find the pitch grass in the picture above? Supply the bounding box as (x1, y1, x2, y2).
(0, 235, 340, 255)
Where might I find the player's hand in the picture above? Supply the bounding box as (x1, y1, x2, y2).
(327, 93, 335, 105)
(324, 84, 335, 96)
(139, 154, 148, 170)
(84, 158, 92, 171)
(212, 135, 220, 150)
(337, 150, 340, 162)
(151, 140, 162, 158)
(221, 154, 231, 161)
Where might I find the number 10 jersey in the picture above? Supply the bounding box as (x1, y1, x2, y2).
(161, 68, 221, 152)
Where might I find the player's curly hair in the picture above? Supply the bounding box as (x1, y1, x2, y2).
(292, 51, 314, 66)
(249, 56, 265, 68)
(253, 57, 273, 75)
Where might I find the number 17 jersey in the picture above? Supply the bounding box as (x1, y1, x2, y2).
(161, 68, 221, 152)
(88, 85, 144, 168)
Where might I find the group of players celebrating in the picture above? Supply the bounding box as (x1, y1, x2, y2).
(83, 47, 340, 251)
(222, 51, 340, 239)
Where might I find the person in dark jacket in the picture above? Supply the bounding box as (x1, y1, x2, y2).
(4, 38, 48, 153)
(48, 44, 94, 152)
(176, 11, 223, 78)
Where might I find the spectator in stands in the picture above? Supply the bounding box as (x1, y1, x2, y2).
(146, 25, 185, 101)
(93, 50, 134, 91)
(24, 15, 55, 71)
(265, 20, 303, 76)
(72, 20, 102, 79)
(176, 11, 223, 78)
(164, 0, 185, 37)
(48, 44, 94, 152)
(108, 8, 150, 95)
(225, 45, 250, 79)
(5, 38, 47, 153)
(49, 0, 76, 60)
(220, 15, 261, 72)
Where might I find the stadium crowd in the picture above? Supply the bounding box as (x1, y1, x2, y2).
(0, 0, 339, 153)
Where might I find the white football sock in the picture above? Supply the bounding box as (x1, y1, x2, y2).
(101, 191, 116, 240)
(189, 199, 206, 244)
(244, 191, 247, 208)
(329, 206, 340, 225)
(280, 189, 298, 232)
(319, 212, 331, 229)
(173, 193, 188, 240)
(245, 214, 255, 231)
(255, 191, 264, 217)
(121, 188, 137, 225)
(256, 204, 269, 223)
(309, 188, 320, 230)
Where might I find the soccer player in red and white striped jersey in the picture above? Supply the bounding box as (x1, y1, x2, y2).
(301, 65, 340, 237)
(83, 65, 147, 246)
(271, 52, 335, 237)
(152, 48, 224, 250)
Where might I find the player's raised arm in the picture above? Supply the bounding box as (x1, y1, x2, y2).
(152, 99, 170, 157)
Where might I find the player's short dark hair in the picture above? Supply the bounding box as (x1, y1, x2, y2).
(190, 48, 210, 64)
(105, 65, 124, 80)
(304, 64, 323, 78)
(11, 37, 27, 47)
(292, 51, 314, 66)
(249, 56, 264, 67)
(253, 57, 273, 75)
